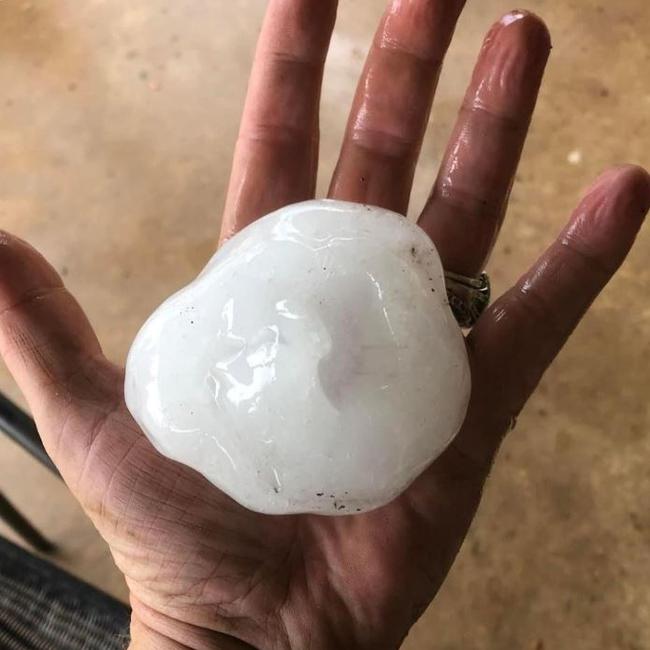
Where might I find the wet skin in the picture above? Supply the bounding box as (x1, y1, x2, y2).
(0, 1, 648, 649)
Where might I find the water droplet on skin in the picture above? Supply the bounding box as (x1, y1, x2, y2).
(500, 11, 526, 27)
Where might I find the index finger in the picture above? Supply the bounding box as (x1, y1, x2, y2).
(220, 0, 337, 241)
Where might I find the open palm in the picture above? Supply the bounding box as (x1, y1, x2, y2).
(1, 2, 647, 649)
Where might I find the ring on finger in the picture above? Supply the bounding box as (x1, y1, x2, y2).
(444, 270, 491, 328)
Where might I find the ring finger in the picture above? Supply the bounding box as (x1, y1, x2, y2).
(418, 11, 551, 277)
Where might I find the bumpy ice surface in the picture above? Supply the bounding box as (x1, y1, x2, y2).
(125, 200, 471, 515)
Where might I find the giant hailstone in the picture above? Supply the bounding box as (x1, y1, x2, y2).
(125, 200, 471, 515)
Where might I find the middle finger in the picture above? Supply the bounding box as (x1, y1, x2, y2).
(329, 0, 466, 214)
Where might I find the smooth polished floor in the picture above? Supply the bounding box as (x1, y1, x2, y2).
(0, 1, 648, 648)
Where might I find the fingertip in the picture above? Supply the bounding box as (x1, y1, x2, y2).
(561, 165, 649, 273)
(587, 164, 650, 222)
(0, 230, 62, 301)
(471, 9, 551, 116)
(0, 229, 40, 259)
(487, 10, 552, 57)
(0, 229, 20, 248)
(0, 230, 31, 266)
(499, 10, 552, 51)
(612, 164, 650, 216)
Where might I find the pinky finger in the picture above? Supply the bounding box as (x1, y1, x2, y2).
(469, 165, 650, 436)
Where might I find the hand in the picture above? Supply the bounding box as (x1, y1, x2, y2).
(0, 1, 647, 649)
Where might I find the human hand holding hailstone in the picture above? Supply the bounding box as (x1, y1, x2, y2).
(1, 2, 648, 649)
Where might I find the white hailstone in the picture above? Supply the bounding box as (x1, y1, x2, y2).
(125, 200, 471, 515)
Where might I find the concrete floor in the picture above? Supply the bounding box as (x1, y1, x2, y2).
(0, 1, 649, 648)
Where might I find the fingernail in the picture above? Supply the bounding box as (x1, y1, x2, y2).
(470, 11, 551, 114)
(484, 10, 552, 54)
(500, 10, 527, 27)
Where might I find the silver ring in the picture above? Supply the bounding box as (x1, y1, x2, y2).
(444, 270, 491, 328)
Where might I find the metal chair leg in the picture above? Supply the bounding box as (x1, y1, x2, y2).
(0, 392, 59, 553)
(0, 491, 56, 554)
(0, 393, 60, 476)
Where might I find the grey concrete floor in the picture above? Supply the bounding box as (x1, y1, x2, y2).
(0, 1, 649, 648)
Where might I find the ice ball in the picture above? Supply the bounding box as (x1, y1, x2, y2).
(125, 200, 471, 515)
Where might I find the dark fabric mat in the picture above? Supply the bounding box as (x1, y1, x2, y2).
(0, 535, 130, 649)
